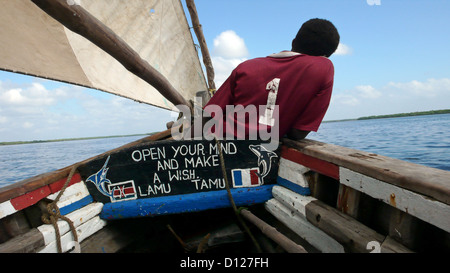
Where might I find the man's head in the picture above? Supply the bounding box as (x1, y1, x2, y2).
(292, 18, 340, 57)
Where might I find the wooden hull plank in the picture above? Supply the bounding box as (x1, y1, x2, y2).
(0, 202, 103, 253)
(59, 195, 94, 216)
(46, 181, 93, 216)
(283, 138, 450, 205)
(37, 202, 103, 246)
(271, 185, 413, 253)
(38, 216, 107, 253)
(9, 186, 52, 212)
(265, 198, 345, 253)
(0, 228, 45, 253)
(48, 173, 82, 194)
(280, 145, 339, 180)
(277, 157, 311, 195)
(276, 177, 310, 196)
(0, 174, 84, 220)
(340, 167, 450, 233)
(0, 201, 16, 219)
(100, 185, 274, 220)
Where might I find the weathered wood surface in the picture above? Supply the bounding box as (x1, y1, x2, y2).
(380, 236, 414, 253)
(340, 167, 450, 233)
(0, 210, 31, 242)
(0, 129, 171, 204)
(337, 184, 361, 219)
(0, 228, 44, 253)
(388, 210, 421, 249)
(280, 144, 339, 180)
(276, 157, 311, 195)
(207, 223, 245, 248)
(80, 222, 151, 253)
(265, 199, 345, 253)
(0, 202, 103, 253)
(31, 0, 189, 109)
(283, 138, 450, 205)
(39, 216, 106, 253)
(37, 203, 103, 247)
(271, 185, 413, 253)
(240, 209, 308, 253)
(306, 197, 385, 252)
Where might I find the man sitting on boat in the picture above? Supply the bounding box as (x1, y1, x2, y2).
(200, 18, 340, 147)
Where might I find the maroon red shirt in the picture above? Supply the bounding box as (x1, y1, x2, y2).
(204, 52, 334, 139)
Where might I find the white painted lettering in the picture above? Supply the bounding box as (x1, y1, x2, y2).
(131, 147, 166, 162)
(184, 155, 219, 168)
(157, 159, 179, 171)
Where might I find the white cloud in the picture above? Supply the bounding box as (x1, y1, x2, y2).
(211, 30, 249, 88)
(212, 56, 247, 88)
(387, 78, 450, 98)
(334, 43, 352, 56)
(23, 122, 34, 129)
(0, 83, 57, 106)
(213, 30, 249, 59)
(331, 94, 360, 106)
(0, 80, 172, 142)
(355, 85, 382, 99)
(325, 78, 450, 120)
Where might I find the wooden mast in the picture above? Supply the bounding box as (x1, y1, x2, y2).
(186, 0, 216, 95)
(30, 0, 190, 110)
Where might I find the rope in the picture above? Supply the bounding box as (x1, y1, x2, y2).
(215, 138, 262, 253)
(41, 165, 80, 253)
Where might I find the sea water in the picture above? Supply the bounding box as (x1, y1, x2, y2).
(0, 135, 144, 187)
(308, 113, 450, 171)
(1, 114, 449, 188)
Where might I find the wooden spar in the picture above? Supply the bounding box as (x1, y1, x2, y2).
(240, 209, 308, 253)
(185, 0, 216, 93)
(30, 0, 190, 110)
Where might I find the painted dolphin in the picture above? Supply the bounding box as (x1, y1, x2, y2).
(86, 156, 113, 197)
(248, 144, 278, 183)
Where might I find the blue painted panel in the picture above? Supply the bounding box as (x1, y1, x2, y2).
(100, 185, 274, 220)
(59, 195, 94, 215)
(276, 177, 311, 196)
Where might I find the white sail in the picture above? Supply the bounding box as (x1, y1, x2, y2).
(0, 0, 207, 110)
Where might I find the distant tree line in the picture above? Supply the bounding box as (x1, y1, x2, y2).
(358, 109, 450, 120)
(0, 133, 154, 146)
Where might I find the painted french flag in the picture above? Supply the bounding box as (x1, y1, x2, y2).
(232, 168, 261, 188)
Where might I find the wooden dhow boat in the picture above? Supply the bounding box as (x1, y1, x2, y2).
(0, 0, 449, 254)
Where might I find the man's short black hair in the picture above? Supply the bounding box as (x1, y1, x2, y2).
(292, 18, 340, 57)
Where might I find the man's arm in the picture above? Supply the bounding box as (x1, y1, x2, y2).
(287, 128, 310, 141)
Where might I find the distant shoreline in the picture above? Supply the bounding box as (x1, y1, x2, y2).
(0, 133, 153, 146)
(2, 109, 449, 145)
(357, 109, 450, 120)
(325, 109, 450, 123)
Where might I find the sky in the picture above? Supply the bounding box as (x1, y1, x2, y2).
(1, 0, 450, 142)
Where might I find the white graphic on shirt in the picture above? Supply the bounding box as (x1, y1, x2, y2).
(259, 78, 280, 126)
